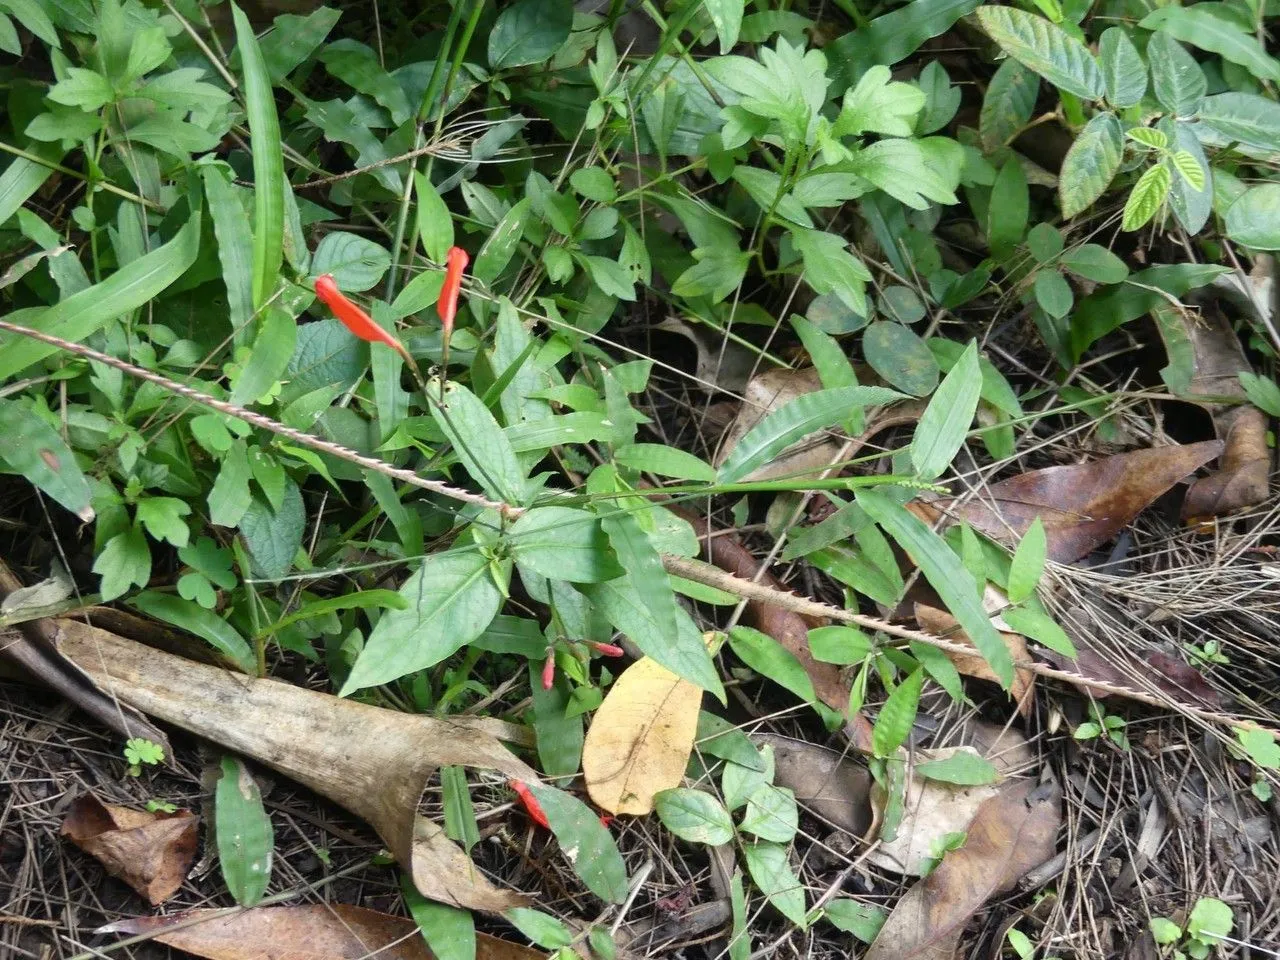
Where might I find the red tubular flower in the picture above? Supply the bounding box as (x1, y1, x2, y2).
(509, 780, 550, 830)
(437, 246, 469, 333)
(314, 274, 410, 362)
(541, 653, 556, 691)
(589, 642, 625, 658)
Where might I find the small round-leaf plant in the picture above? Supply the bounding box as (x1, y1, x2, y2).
(1073, 704, 1129, 750)
(1150, 897, 1234, 959)
(123, 737, 165, 777)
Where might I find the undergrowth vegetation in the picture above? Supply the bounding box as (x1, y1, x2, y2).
(1, 0, 1278, 957)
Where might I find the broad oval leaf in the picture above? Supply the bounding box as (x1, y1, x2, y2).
(1034, 270, 1074, 319)
(340, 549, 503, 695)
(0, 398, 93, 521)
(1197, 92, 1280, 152)
(655, 788, 735, 844)
(582, 655, 702, 814)
(309, 231, 392, 292)
(979, 58, 1039, 152)
(1059, 111, 1123, 218)
(488, 0, 573, 69)
(856, 489, 1014, 687)
(239, 481, 305, 581)
(829, 0, 983, 93)
(1121, 163, 1172, 231)
(215, 755, 274, 906)
(1164, 119, 1213, 235)
(415, 172, 455, 263)
(863, 322, 939, 397)
(131, 591, 255, 672)
(1001, 605, 1077, 657)
(436, 381, 526, 505)
(976, 7, 1103, 100)
(1098, 27, 1146, 108)
(716, 384, 904, 483)
(1141, 6, 1280, 83)
(1060, 243, 1128, 283)
(473, 198, 530, 286)
(510, 506, 623, 583)
(524, 782, 628, 903)
(742, 841, 807, 927)
(1147, 30, 1206, 117)
(1225, 184, 1280, 251)
(910, 340, 981, 481)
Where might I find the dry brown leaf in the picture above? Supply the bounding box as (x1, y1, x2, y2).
(1157, 305, 1270, 518)
(914, 603, 1035, 718)
(1039, 637, 1227, 709)
(582, 655, 701, 814)
(865, 779, 1061, 960)
(759, 734, 873, 836)
(61, 794, 196, 905)
(920, 440, 1223, 563)
(96, 905, 545, 960)
(865, 748, 1001, 877)
(55, 620, 534, 912)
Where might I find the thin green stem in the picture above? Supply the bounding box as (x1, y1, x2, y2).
(0, 141, 161, 210)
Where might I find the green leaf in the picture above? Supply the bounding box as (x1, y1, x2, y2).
(808, 625, 873, 664)
(1197, 92, 1280, 152)
(0, 0, 57, 46)
(472, 198, 530, 286)
(980, 58, 1038, 152)
(1239, 372, 1280, 417)
(824, 899, 888, 943)
(1061, 244, 1128, 284)
(917, 61, 961, 134)
(26, 107, 102, 144)
(733, 166, 812, 227)
(872, 667, 923, 757)
(1186, 897, 1233, 944)
(414, 173, 455, 264)
(741, 785, 799, 843)
(232, 2, 284, 308)
(48, 68, 114, 110)
(857, 489, 1014, 686)
(705, 0, 745, 52)
(1225, 184, 1280, 251)
(136, 497, 192, 548)
(1147, 30, 1206, 117)
(1002, 605, 1077, 658)
(230, 307, 296, 406)
(0, 192, 202, 379)
(614, 443, 716, 482)
(1236, 727, 1280, 768)
(828, 0, 982, 93)
(1034, 269, 1074, 319)
(436, 382, 526, 505)
(1142, 7, 1280, 83)
(1059, 111, 1123, 218)
(911, 340, 981, 481)
(239, 480, 304, 581)
(1122, 163, 1172, 231)
(987, 158, 1028, 260)
(729, 870, 750, 960)
(208, 440, 252, 528)
(790, 228, 872, 314)
(916, 750, 1001, 785)
(581, 255, 636, 301)
(524, 782, 628, 903)
(441, 765, 479, 853)
(742, 841, 807, 927)
(200, 166, 255, 341)
(723, 747, 774, 811)
(263, 590, 408, 637)
(696, 712, 765, 768)
(93, 525, 150, 603)
(1149, 917, 1183, 946)
(849, 138, 958, 210)
(0, 144, 63, 227)
(258, 8, 342, 82)
(1098, 26, 1146, 108)
(402, 879, 476, 960)
(341, 549, 504, 695)
(215, 756, 273, 906)
(504, 908, 573, 949)
(0, 399, 93, 520)
(976, 7, 1103, 100)
(132, 591, 255, 673)
(654, 788, 735, 844)
(1125, 126, 1168, 150)
(579, 578, 723, 697)
(1007, 517, 1047, 604)
(671, 248, 750, 303)
(716, 384, 904, 483)
(510, 506, 623, 583)
(838, 65, 926, 137)
(1164, 119, 1212, 235)
(862, 322, 939, 397)
(728, 626, 816, 705)
(1026, 223, 1064, 263)
(309, 232, 391, 292)
(320, 39, 411, 124)
(489, 0, 573, 69)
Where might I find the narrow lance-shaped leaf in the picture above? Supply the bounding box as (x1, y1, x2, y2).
(910, 341, 981, 481)
(215, 755, 274, 906)
(232, 2, 285, 308)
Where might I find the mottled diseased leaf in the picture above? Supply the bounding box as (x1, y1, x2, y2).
(976, 7, 1103, 99)
(1059, 111, 1123, 218)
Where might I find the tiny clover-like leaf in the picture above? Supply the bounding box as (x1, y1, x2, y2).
(124, 737, 165, 768)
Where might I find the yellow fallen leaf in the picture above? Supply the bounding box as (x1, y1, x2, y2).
(582, 656, 702, 815)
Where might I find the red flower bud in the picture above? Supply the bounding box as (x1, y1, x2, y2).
(438, 246, 469, 333)
(541, 653, 556, 691)
(509, 780, 550, 830)
(589, 642, 625, 658)
(314, 275, 410, 362)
